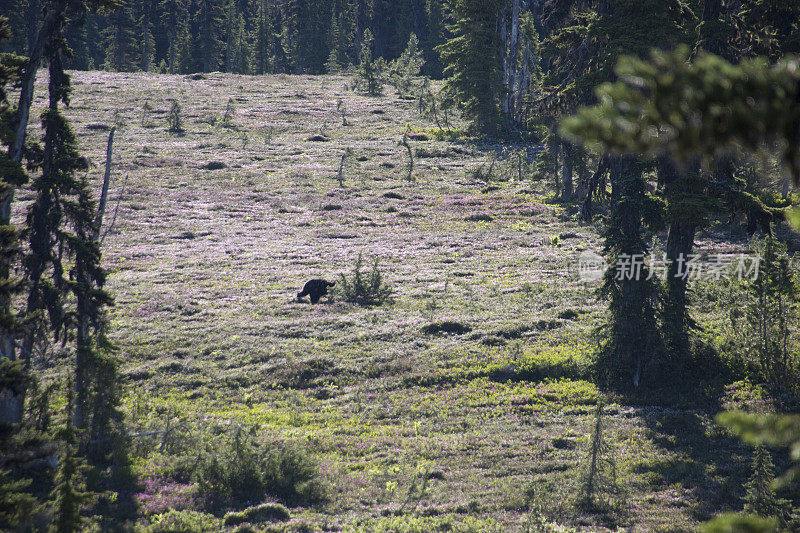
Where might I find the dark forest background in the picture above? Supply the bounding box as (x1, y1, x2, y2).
(0, 0, 461, 77)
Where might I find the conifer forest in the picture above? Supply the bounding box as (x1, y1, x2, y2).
(1, 0, 800, 531)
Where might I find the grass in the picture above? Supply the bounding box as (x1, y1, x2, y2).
(11, 69, 774, 530)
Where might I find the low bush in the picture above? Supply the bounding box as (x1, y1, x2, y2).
(139, 510, 221, 532)
(195, 429, 326, 513)
(223, 503, 291, 526)
(338, 254, 393, 306)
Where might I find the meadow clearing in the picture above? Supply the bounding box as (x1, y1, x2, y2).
(19, 69, 777, 531)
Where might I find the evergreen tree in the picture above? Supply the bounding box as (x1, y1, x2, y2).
(49, 385, 95, 533)
(195, 0, 224, 73)
(744, 445, 789, 523)
(597, 156, 665, 387)
(253, 0, 273, 74)
(325, 11, 344, 73)
(352, 28, 384, 95)
(744, 233, 799, 391)
(388, 32, 424, 97)
(423, 0, 444, 78)
(175, 19, 194, 73)
(0, 467, 37, 530)
(23, 3, 115, 436)
(0, 16, 30, 424)
(102, 2, 139, 71)
(160, 0, 186, 73)
(138, 1, 156, 72)
(437, 0, 504, 132)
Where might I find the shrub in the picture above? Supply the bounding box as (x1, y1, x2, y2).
(222, 98, 237, 129)
(223, 503, 291, 526)
(194, 429, 326, 513)
(167, 101, 184, 133)
(338, 254, 393, 306)
(140, 510, 221, 532)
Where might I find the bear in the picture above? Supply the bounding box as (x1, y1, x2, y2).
(297, 279, 335, 304)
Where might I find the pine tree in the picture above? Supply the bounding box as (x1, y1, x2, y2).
(253, 0, 273, 74)
(743, 445, 789, 524)
(138, 4, 156, 72)
(596, 156, 665, 388)
(388, 32, 424, 97)
(0, 15, 30, 424)
(353, 28, 384, 95)
(325, 11, 343, 73)
(102, 2, 139, 71)
(160, 0, 186, 73)
(49, 385, 95, 533)
(195, 0, 224, 73)
(22, 6, 115, 435)
(437, 0, 504, 132)
(0, 467, 37, 530)
(423, 0, 444, 78)
(176, 19, 194, 73)
(745, 232, 799, 391)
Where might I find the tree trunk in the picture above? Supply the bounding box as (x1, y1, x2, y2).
(561, 141, 574, 202)
(660, 157, 697, 356)
(1, 0, 67, 425)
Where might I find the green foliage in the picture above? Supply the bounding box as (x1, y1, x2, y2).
(596, 158, 665, 388)
(223, 502, 291, 526)
(50, 388, 97, 533)
(168, 101, 184, 133)
(389, 33, 425, 98)
(739, 233, 799, 392)
(352, 29, 385, 96)
(561, 47, 800, 187)
(701, 513, 779, 533)
(0, 468, 37, 530)
(716, 412, 800, 488)
(139, 510, 222, 532)
(436, 0, 504, 132)
(744, 446, 789, 523)
(195, 427, 326, 512)
(338, 254, 393, 306)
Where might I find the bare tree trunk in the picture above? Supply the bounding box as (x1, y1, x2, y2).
(561, 141, 573, 202)
(94, 128, 116, 239)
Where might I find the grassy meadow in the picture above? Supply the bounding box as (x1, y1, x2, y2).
(18, 70, 784, 531)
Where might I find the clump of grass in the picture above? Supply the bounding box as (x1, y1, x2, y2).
(167, 101, 184, 133)
(421, 320, 472, 335)
(222, 503, 290, 526)
(338, 254, 393, 306)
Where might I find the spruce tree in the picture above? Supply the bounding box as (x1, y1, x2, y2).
(353, 28, 384, 95)
(437, 0, 504, 132)
(597, 156, 665, 387)
(0, 15, 29, 424)
(102, 2, 139, 71)
(388, 32, 424, 97)
(50, 385, 95, 533)
(743, 445, 787, 522)
(423, 0, 444, 78)
(22, 3, 116, 437)
(253, 0, 273, 74)
(195, 0, 224, 73)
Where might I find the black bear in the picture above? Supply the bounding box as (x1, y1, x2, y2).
(297, 279, 335, 304)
